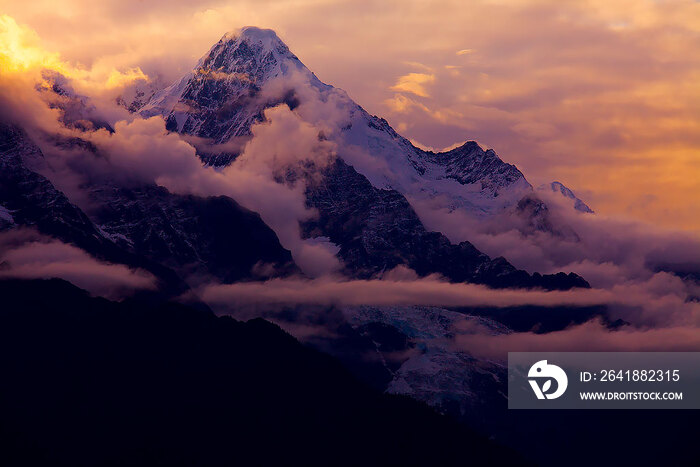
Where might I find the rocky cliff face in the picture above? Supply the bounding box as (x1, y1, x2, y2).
(303, 159, 587, 289)
(0, 123, 188, 295)
(89, 184, 298, 283)
(0, 123, 296, 288)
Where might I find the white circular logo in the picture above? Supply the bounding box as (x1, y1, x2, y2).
(528, 360, 568, 400)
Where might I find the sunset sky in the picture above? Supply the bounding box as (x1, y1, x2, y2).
(1, 0, 699, 233)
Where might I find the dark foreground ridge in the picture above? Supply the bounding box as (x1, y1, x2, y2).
(0, 279, 523, 467)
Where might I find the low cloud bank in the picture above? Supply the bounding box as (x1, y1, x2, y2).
(200, 268, 700, 329)
(414, 190, 700, 279)
(198, 272, 700, 356)
(453, 319, 700, 360)
(0, 230, 156, 298)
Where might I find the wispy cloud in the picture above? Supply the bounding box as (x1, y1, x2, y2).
(453, 319, 700, 359)
(199, 269, 700, 328)
(0, 230, 156, 298)
(390, 73, 435, 98)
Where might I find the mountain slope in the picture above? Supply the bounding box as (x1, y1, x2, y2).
(0, 278, 522, 466)
(538, 181, 594, 214)
(0, 123, 188, 295)
(89, 184, 298, 283)
(304, 159, 587, 288)
(141, 27, 329, 166)
(0, 119, 297, 285)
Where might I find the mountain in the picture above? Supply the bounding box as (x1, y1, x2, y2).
(0, 31, 596, 458)
(88, 184, 298, 283)
(0, 278, 523, 466)
(342, 305, 510, 420)
(335, 302, 609, 423)
(538, 181, 594, 214)
(141, 27, 325, 154)
(0, 121, 296, 288)
(304, 158, 587, 288)
(40, 71, 115, 132)
(141, 27, 588, 290)
(116, 76, 165, 113)
(0, 123, 188, 296)
(4, 25, 699, 467)
(140, 27, 531, 215)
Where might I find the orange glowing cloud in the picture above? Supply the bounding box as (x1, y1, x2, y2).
(390, 72, 435, 98)
(0, 14, 147, 95)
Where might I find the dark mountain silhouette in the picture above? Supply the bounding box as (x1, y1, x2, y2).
(0, 278, 522, 467)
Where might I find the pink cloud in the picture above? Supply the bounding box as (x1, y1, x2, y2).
(453, 319, 700, 360)
(0, 231, 156, 298)
(199, 269, 700, 328)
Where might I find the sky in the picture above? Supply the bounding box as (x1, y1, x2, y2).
(0, 0, 698, 233)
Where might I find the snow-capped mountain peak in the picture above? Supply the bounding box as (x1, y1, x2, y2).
(200, 26, 306, 83)
(139, 27, 321, 148)
(140, 28, 578, 227)
(223, 26, 283, 46)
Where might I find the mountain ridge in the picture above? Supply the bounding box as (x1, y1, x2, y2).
(138, 27, 588, 289)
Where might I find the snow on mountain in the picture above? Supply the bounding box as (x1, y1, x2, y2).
(116, 76, 166, 113)
(140, 27, 532, 219)
(342, 305, 509, 418)
(336, 111, 533, 218)
(140, 26, 328, 161)
(538, 181, 594, 214)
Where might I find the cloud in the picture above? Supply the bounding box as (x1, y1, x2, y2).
(199, 269, 700, 328)
(181, 134, 251, 157)
(452, 319, 700, 360)
(390, 73, 436, 98)
(0, 15, 148, 101)
(197, 262, 700, 355)
(0, 26, 346, 279)
(0, 230, 156, 298)
(409, 185, 700, 283)
(80, 99, 341, 277)
(0, 37, 343, 279)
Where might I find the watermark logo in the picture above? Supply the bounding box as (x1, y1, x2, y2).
(528, 360, 568, 400)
